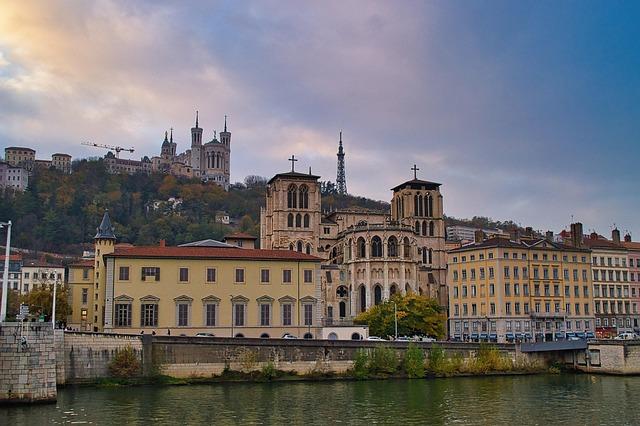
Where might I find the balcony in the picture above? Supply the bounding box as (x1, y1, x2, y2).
(530, 310, 568, 319)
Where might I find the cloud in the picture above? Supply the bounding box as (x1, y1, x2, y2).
(0, 1, 639, 237)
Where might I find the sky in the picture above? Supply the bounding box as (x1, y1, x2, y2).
(1, 1, 639, 237)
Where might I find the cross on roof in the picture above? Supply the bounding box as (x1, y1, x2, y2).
(411, 164, 419, 179)
(289, 155, 298, 172)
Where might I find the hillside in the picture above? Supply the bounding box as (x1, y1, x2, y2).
(0, 159, 388, 255)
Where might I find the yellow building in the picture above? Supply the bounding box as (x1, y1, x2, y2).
(67, 259, 95, 331)
(73, 211, 322, 338)
(448, 228, 595, 343)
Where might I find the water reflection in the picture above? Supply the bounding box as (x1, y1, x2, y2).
(2, 375, 640, 425)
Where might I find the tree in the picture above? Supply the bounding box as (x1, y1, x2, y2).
(21, 284, 72, 323)
(354, 293, 446, 339)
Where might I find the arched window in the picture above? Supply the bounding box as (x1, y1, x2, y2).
(339, 301, 347, 318)
(418, 194, 424, 216)
(346, 239, 352, 260)
(387, 236, 398, 257)
(297, 241, 303, 252)
(403, 237, 411, 259)
(351, 332, 362, 340)
(303, 333, 313, 339)
(390, 284, 397, 296)
(287, 184, 297, 208)
(429, 221, 434, 236)
(295, 213, 302, 228)
(428, 195, 433, 217)
(415, 221, 420, 234)
(405, 283, 411, 294)
(260, 333, 270, 338)
(235, 333, 245, 338)
(422, 246, 428, 264)
(374, 285, 382, 305)
(414, 194, 419, 217)
(327, 306, 333, 318)
(289, 243, 294, 250)
(357, 237, 366, 258)
(299, 185, 309, 209)
(428, 248, 433, 264)
(359, 285, 366, 312)
(328, 332, 338, 340)
(422, 221, 427, 236)
(287, 213, 294, 227)
(331, 247, 338, 263)
(306, 244, 311, 254)
(371, 236, 383, 258)
(303, 214, 310, 228)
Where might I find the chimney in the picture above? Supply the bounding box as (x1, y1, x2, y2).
(159, 239, 166, 247)
(612, 228, 621, 245)
(525, 227, 533, 238)
(624, 233, 632, 243)
(474, 230, 485, 244)
(509, 228, 520, 242)
(571, 222, 583, 247)
(545, 231, 554, 241)
(590, 232, 598, 240)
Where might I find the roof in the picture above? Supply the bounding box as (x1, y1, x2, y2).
(22, 260, 64, 268)
(582, 237, 625, 251)
(0, 254, 22, 262)
(223, 233, 257, 241)
(179, 239, 235, 248)
(622, 241, 640, 251)
(449, 236, 590, 253)
(68, 259, 95, 268)
(268, 171, 321, 184)
(106, 246, 321, 262)
(94, 211, 116, 240)
(391, 178, 441, 192)
(5, 147, 35, 152)
(52, 153, 72, 157)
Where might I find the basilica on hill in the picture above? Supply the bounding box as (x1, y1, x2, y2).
(260, 150, 447, 326)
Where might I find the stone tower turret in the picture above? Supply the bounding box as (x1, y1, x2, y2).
(93, 210, 116, 332)
(191, 111, 203, 177)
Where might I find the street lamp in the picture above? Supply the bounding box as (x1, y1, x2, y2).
(0, 221, 12, 323)
(230, 294, 234, 338)
(393, 301, 398, 340)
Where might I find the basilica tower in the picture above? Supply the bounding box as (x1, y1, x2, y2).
(191, 111, 203, 177)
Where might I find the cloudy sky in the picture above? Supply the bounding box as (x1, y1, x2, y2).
(1, 1, 639, 237)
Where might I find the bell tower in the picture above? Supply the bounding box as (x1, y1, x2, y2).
(191, 111, 203, 177)
(93, 210, 116, 332)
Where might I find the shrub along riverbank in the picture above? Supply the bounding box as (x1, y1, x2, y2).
(89, 343, 549, 387)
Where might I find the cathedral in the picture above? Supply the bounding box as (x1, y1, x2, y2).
(260, 138, 447, 326)
(151, 112, 231, 190)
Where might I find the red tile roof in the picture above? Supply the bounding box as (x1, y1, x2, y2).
(582, 237, 625, 250)
(622, 241, 640, 251)
(0, 254, 22, 261)
(106, 246, 321, 262)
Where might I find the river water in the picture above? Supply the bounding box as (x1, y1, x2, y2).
(2, 375, 639, 425)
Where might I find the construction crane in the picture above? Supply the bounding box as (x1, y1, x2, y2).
(81, 142, 135, 158)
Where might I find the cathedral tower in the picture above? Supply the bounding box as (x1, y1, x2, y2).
(191, 111, 203, 177)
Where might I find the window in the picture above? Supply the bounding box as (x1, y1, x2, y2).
(141, 304, 158, 327)
(206, 268, 216, 283)
(177, 303, 190, 326)
(283, 269, 292, 283)
(142, 267, 160, 281)
(303, 269, 313, 283)
(115, 303, 132, 327)
(489, 284, 495, 296)
(205, 304, 217, 326)
(504, 283, 511, 296)
(490, 303, 496, 315)
(260, 304, 271, 326)
(179, 267, 189, 282)
(282, 303, 292, 326)
(82, 269, 89, 280)
(234, 303, 245, 326)
(453, 271, 459, 281)
(304, 304, 313, 326)
(523, 283, 529, 296)
(504, 267, 510, 279)
(261, 269, 270, 284)
(514, 284, 520, 296)
(235, 268, 245, 283)
(489, 268, 494, 278)
(82, 288, 88, 304)
(505, 302, 512, 315)
(119, 266, 130, 281)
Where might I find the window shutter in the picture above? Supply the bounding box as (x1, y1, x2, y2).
(156, 268, 160, 281)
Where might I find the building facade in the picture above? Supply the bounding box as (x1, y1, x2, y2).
(20, 261, 65, 294)
(448, 229, 595, 343)
(0, 254, 23, 292)
(446, 225, 507, 242)
(104, 151, 153, 175)
(72, 212, 321, 337)
(260, 161, 448, 328)
(4, 147, 36, 172)
(623, 233, 640, 331)
(0, 162, 29, 191)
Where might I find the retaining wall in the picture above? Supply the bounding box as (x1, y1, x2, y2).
(0, 323, 56, 404)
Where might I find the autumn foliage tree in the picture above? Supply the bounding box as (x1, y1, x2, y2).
(21, 283, 72, 322)
(354, 293, 446, 339)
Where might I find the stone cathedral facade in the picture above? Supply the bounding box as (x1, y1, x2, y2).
(260, 160, 447, 325)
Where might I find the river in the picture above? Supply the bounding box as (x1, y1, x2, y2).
(2, 375, 639, 425)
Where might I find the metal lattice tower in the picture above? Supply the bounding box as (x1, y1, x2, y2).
(336, 131, 347, 195)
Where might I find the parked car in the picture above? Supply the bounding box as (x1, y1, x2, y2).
(282, 333, 298, 339)
(397, 336, 412, 342)
(366, 336, 387, 341)
(614, 332, 639, 340)
(195, 332, 215, 338)
(421, 337, 437, 342)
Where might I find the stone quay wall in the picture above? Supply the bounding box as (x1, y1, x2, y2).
(147, 336, 518, 379)
(57, 331, 143, 384)
(0, 323, 56, 404)
(573, 341, 640, 375)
